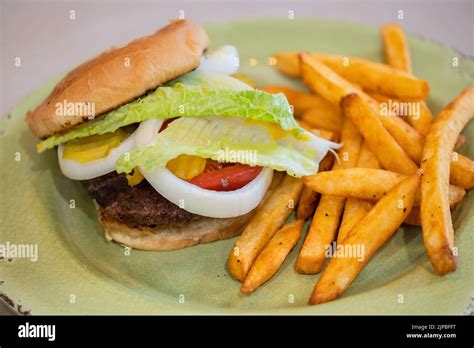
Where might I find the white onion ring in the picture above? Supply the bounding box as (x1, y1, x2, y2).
(58, 129, 139, 180)
(198, 45, 239, 75)
(135, 118, 274, 218)
(142, 166, 273, 218)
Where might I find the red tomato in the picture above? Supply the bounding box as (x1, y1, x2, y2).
(189, 164, 263, 191)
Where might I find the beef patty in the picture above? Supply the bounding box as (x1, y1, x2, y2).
(82, 172, 200, 228)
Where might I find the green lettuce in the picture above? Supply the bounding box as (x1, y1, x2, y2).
(115, 116, 338, 178)
(37, 72, 301, 152)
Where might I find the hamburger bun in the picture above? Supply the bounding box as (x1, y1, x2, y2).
(27, 19, 209, 139)
(98, 206, 257, 251)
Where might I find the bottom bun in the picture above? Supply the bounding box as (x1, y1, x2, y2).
(96, 204, 257, 251)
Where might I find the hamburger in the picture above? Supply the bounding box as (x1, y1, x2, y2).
(27, 19, 338, 251)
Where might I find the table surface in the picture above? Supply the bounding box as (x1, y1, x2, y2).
(0, 0, 472, 315)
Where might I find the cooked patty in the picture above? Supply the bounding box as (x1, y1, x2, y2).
(82, 172, 200, 228)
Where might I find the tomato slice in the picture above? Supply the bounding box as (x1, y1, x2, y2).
(189, 164, 263, 191)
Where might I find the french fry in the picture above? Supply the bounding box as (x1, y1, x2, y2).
(296, 132, 337, 220)
(450, 154, 474, 189)
(341, 93, 419, 175)
(296, 118, 362, 274)
(240, 219, 304, 293)
(310, 128, 335, 141)
(404, 207, 421, 226)
(304, 168, 466, 206)
(301, 107, 343, 133)
(299, 54, 474, 186)
(309, 171, 422, 305)
(262, 85, 341, 118)
(315, 53, 429, 100)
(421, 87, 474, 275)
(380, 23, 412, 73)
(337, 142, 380, 242)
(381, 24, 433, 135)
(299, 53, 423, 164)
(280, 51, 429, 100)
(227, 175, 304, 281)
(274, 52, 301, 77)
(355, 141, 382, 170)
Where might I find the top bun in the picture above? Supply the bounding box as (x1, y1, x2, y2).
(27, 19, 209, 139)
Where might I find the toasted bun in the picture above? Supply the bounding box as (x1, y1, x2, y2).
(98, 208, 256, 251)
(27, 19, 209, 139)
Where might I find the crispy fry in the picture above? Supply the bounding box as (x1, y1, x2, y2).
(296, 187, 320, 221)
(404, 207, 421, 226)
(450, 154, 474, 189)
(341, 93, 419, 175)
(303, 168, 465, 206)
(355, 141, 382, 170)
(299, 53, 473, 186)
(301, 108, 343, 133)
(421, 87, 474, 275)
(310, 128, 335, 140)
(380, 24, 412, 73)
(315, 53, 429, 100)
(300, 53, 361, 106)
(274, 52, 301, 77)
(262, 85, 340, 118)
(296, 118, 362, 274)
(337, 142, 380, 242)
(227, 175, 304, 281)
(283, 51, 429, 99)
(296, 132, 337, 220)
(241, 219, 304, 293)
(309, 171, 422, 305)
(381, 24, 433, 135)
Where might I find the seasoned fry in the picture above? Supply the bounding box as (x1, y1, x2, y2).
(315, 53, 429, 100)
(227, 175, 304, 281)
(380, 23, 412, 73)
(299, 53, 473, 185)
(404, 207, 421, 226)
(296, 132, 337, 220)
(341, 93, 418, 175)
(381, 24, 433, 135)
(310, 128, 335, 141)
(337, 142, 380, 242)
(241, 219, 304, 293)
(262, 85, 340, 118)
(450, 154, 474, 189)
(301, 107, 343, 133)
(300, 53, 361, 106)
(309, 171, 422, 305)
(296, 118, 362, 274)
(355, 141, 382, 170)
(283, 51, 429, 100)
(303, 168, 465, 206)
(421, 87, 474, 275)
(274, 51, 301, 77)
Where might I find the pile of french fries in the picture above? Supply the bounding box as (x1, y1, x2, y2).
(227, 23, 474, 305)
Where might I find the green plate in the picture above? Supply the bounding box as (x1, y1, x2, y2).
(1, 19, 473, 315)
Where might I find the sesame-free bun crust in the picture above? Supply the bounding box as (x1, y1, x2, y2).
(27, 19, 209, 139)
(99, 209, 256, 251)
(95, 174, 281, 251)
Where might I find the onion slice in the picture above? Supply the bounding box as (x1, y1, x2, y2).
(142, 166, 273, 218)
(58, 129, 140, 180)
(135, 119, 274, 218)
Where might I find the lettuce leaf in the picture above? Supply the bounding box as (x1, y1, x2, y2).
(37, 72, 301, 152)
(115, 116, 339, 178)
